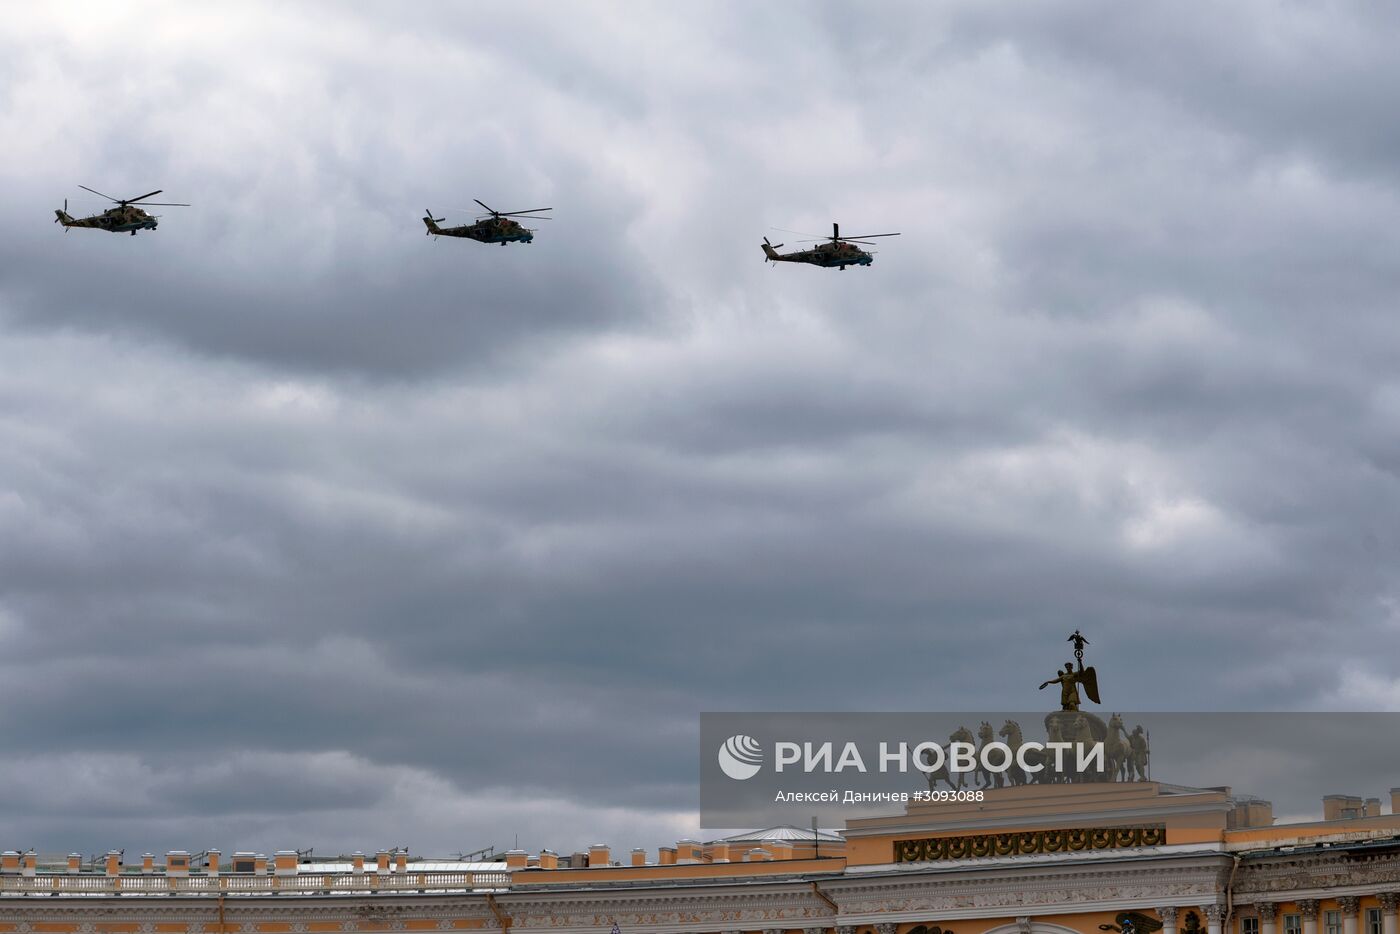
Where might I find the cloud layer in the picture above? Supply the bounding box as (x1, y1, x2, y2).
(1, 1, 1399, 857)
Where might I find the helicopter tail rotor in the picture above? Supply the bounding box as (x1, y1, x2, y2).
(422, 211, 444, 236)
(762, 238, 783, 262)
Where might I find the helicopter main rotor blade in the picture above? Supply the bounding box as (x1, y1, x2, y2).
(505, 215, 551, 221)
(123, 190, 164, 204)
(840, 232, 900, 239)
(131, 201, 190, 207)
(79, 185, 121, 202)
(772, 226, 825, 238)
(474, 199, 496, 215)
(498, 208, 551, 216)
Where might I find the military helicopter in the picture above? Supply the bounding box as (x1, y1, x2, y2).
(54, 186, 189, 235)
(761, 223, 899, 270)
(422, 199, 551, 245)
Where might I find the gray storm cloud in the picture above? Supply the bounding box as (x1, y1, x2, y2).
(0, 0, 1398, 857)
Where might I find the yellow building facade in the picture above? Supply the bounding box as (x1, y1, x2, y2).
(4, 781, 1400, 934)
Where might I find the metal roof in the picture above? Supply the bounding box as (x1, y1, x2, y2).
(299, 860, 508, 873)
(720, 825, 844, 844)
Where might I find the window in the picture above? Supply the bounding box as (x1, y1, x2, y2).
(233, 859, 255, 873)
(1366, 910, 1382, 934)
(1242, 919, 1260, 934)
(1325, 911, 1342, 934)
(1284, 915, 1302, 934)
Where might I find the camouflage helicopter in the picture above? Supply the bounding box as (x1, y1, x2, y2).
(54, 186, 189, 235)
(761, 223, 899, 270)
(422, 199, 551, 245)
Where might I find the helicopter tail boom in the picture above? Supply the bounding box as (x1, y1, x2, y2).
(761, 238, 783, 262)
(54, 208, 75, 227)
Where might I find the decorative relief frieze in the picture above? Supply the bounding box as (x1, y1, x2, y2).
(895, 827, 1167, 863)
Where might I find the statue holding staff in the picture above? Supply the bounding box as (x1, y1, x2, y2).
(1039, 630, 1100, 711)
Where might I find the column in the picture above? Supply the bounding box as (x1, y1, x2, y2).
(1259, 903, 1279, 934)
(1379, 894, 1399, 934)
(1340, 897, 1361, 934)
(1299, 899, 1321, 934)
(1204, 905, 1229, 934)
(1159, 907, 1180, 934)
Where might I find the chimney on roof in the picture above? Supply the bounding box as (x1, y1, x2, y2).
(167, 851, 190, 877)
(657, 846, 676, 866)
(505, 850, 528, 870)
(1366, 798, 1382, 818)
(253, 854, 268, 875)
(207, 850, 220, 876)
(274, 851, 298, 876)
(105, 851, 122, 877)
(1392, 787, 1400, 815)
(0, 851, 18, 875)
(68, 854, 82, 874)
(1227, 799, 1274, 829)
(22, 852, 36, 877)
(376, 849, 390, 872)
(587, 844, 610, 868)
(1324, 794, 1364, 821)
(630, 848, 647, 867)
(351, 852, 364, 874)
(395, 851, 407, 873)
(537, 850, 558, 870)
(676, 839, 702, 864)
(141, 853, 155, 874)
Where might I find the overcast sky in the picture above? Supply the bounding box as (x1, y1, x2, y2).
(2, 0, 1400, 860)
